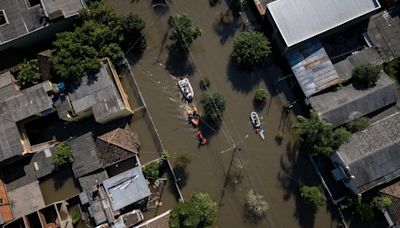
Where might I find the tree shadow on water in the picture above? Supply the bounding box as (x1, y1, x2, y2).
(198, 116, 222, 143)
(227, 61, 264, 93)
(165, 44, 196, 77)
(213, 10, 242, 45)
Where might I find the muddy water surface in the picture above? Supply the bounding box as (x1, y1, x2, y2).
(106, 0, 338, 227)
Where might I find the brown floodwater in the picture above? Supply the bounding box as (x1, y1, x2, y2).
(106, 0, 339, 227)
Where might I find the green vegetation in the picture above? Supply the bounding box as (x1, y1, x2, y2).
(201, 92, 226, 120)
(53, 142, 73, 166)
(371, 196, 392, 210)
(142, 161, 160, 181)
(70, 208, 81, 224)
(275, 131, 285, 144)
(245, 189, 269, 217)
(169, 192, 217, 228)
(346, 116, 369, 133)
(175, 152, 192, 169)
(199, 77, 210, 90)
(294, 112, 351, 155)
(254, 88, 270, 103)
(356, 202, 374, 221)
(383, 58, 400, 89)
(352, 64, 381, 89)
(299, 185, 326, 207)
(169, 14, 201, 50)
(17, 59, 41, 88)
(232, 31, 271, 70)
(51, 2, 145, 81)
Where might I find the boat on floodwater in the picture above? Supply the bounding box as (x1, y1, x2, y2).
(250, 111, 261, 128)
(178, 78, 194, 101)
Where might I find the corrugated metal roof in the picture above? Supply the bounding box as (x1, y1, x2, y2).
(286, 40, 340, 97)
(267, 0, 380, 47)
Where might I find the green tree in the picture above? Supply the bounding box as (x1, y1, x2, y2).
(331, 127, 351, 150)
(17, 59, 41, 88)
(100, 43, 124, 63)
(142, 161, 160, 181)
(232, 31, 271, 69)
(51, 32, 101, 81)
(352, 64, 381, 89)
(200, 92, 226, 120)
(371, 196, 392, 210)
(299, 185, 326, 207)
(169, 14, 201, 50)
(169, 192, 217, 228)
(199, 77, 210, 90)
(245, 189, 269, 218)
(254, 88, 270, 103)
(356, 202, 374, 221)
(53, 142, 73, 166)
(346, 116, 369, 133)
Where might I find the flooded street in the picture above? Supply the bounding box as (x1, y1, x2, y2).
(106, 0, 338, 227)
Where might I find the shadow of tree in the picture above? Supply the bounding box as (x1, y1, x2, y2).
(198, 116, 222, 143)
(165, 44, 196, 77)
(173, 166, 188, 189)
(213, 10, 242, 45)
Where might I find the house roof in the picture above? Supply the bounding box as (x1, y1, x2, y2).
(135, 210, 170, 228)
(267, 0, 380, 47)
(70, 132, 102, 178)
(334, 47, 384, 81)
(58, 60, 126, 122)
(367, 7, 400, 61)
(78, 170, 109, 194)
(0, 0, 83, 46)
(0, 83, 53, 162)
(310, 72, 398, 127)
(338, 112, 400, 193)
(102, 166, 150, 211)
(31, 146, 56, 179)
(97, 128, 141, 153)
(7, 181, 45, 219)
(286, 40, 341, 97)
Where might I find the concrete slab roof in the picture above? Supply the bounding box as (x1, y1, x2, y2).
(7, 181, 45, 219)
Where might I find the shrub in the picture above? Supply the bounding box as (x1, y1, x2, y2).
(201, 92, 226, 120)
(352, 64, 381, 89)
(245, 189, 269, 217)
(70, 208, 81, 224)
(175, 152, 191, 169)
(53, 142, 73, 166)
(356, 202, 374, 221)
(169, 192, 217, 228)
(299, 185, 326, 207)
(17, 59, 41, 88)
(254, 88, 270, 103)
(142, 161, 160, 181)
(232, 31, 271, 69)
(346, 116, 369, 133)
(371, 196, 392, 210)
(275, 131, 285, 144)
(199, 77, 210, 90)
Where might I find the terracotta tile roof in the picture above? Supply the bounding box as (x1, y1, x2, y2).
(136, 210, 170, 228)
(380, 181, 400, 199)
(97, 128, 140, 153)
(0, 179, 12, 223)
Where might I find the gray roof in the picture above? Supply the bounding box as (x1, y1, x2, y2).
(310, 72, 398, 127)
(7, 181, 45, 218)
(60, 60, 126, 122)
(334, 48, 383, 81)
(338, 112, 400, 193)
(0, 0, 44, 45)
(78, 170, 109, 194)
(40, 0, 83, 18)
(0, 83, 53, 162)
(0, 0, 83, 46)
(31, 146, 56, 179)
(88, 200, 107, 225)
(286, 40, 340, 97)
(267, 0, 380, 47)
(103, 167, 150, 211)
(70, 132, 102, 178)
(367, 8, 400, 61)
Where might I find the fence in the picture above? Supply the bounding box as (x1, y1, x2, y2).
(120, 58, 184, 202)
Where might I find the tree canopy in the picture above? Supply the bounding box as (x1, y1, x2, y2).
(254, 88, 270, 103)
(245, 189, 269, 218)
(169, 192, 217, 228)
(17, 59, 41, 88)
(200, 92, 226, 120)
(299, 185, 326, 207)
(51, 2, 145, 82)
(352, 64, 381, 89)
(169, 14, 201, 50)
(53, 142, 73, 166)
(371, 196, 392, 210)
(294, 112, 351, 155)
(232, 31, 271, 69)
(346, 116, 369, 133)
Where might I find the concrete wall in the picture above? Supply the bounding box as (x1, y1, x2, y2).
(96, 108, 132, 124)
(330, 152, 359, 194)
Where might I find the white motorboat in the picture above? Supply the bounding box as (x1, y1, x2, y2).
(178, 78, 194, 101)
(257, 127, 265, 140)
(250, 111, 261, 128)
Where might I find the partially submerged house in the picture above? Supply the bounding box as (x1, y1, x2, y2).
(0, 0, 84, 51)
(310, 72, 398, 127)
(330, 112, 400, 195)
(55, 59, 133, 124)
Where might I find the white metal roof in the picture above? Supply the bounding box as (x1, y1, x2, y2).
(267, 0, 380, 47)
